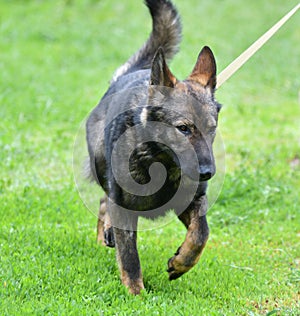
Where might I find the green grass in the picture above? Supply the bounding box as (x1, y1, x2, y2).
(1, 0, 300, 315)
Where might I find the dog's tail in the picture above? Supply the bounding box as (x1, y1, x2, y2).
(111, 0, 181, 83)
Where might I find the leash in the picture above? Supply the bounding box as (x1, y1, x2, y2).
(216, 3, 300, 88)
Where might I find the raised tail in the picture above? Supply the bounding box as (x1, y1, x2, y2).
(111, 0, 182, 83)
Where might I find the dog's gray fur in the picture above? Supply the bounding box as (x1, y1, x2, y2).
(85, 0, 221, 294)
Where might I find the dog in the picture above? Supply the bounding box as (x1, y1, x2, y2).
(86, 0, 221, 294)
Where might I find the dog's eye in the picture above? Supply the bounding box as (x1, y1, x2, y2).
(176, 125, 191, 135)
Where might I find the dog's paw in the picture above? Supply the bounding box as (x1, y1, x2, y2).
(104, 227, 115, 248)
(167, 245, 194, 280)
(122, 277, 145, 295)
(167, 255, 189, 280)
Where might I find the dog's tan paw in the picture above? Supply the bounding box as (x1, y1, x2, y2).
(122, 277, 145, 295)
(167, 254, 191, 280)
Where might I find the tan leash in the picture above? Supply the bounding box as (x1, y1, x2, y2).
(216, 3, 300, 88)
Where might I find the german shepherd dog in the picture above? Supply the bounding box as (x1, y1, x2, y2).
(86, 0, 221, 294)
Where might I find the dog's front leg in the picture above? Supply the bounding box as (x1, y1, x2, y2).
(111, 209, 144, 295)
(168, 195, 209, 280)
(114, 226, 144, 295)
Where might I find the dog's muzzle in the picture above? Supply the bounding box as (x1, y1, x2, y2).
(198, 165, 215, 181)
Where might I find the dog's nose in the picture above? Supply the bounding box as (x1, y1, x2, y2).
(200, 171, 212, 181)
(199, 166, 214, 181)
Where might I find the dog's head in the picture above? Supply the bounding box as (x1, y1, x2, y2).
(144, 47, 221, 182)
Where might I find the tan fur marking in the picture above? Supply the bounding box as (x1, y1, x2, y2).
(116, 250, 144, 295)
(120, 270, 145, 295)
(97, 196, 112, 246)
(168, 220, 208, 274)
(175, 81, 188, 92)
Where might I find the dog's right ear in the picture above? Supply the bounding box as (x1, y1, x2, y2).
(150, 48, 177, 88)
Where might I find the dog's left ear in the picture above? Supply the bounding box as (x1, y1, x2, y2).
(150, 48, 177, 88)
(188, 46, 216, 90)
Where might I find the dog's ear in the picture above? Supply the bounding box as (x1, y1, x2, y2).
(150, 48, 177, 88)
(188, 46, 216, 90)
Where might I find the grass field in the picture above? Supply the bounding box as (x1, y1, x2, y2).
(1, 0, 300, 315)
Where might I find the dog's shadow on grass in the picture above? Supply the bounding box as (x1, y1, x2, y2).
(143, 277, 200, 301)
(141, 257, 221, 298)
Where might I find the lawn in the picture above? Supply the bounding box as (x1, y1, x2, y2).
(1, 0, 299, 315)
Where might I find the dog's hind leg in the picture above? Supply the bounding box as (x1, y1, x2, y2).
(111, 210, 144, 295)
(167, 195, 209, 280)
(97, 196, 115, 247)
